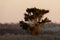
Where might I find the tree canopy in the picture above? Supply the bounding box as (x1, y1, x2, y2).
(25, 7, 49, 22)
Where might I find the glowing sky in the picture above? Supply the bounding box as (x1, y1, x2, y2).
(0, 0, 60, 23)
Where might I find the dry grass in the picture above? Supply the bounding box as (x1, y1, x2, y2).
(0, 23, 60, 40)
(0, 34, 60, 40)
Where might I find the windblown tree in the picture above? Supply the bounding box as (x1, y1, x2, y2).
(20, 7, 51, 35)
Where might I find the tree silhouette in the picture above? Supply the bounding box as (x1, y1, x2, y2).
(26, 7, 49, 22)
(20, 7, 51, 35)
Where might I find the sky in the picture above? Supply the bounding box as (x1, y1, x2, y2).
(0, 0, 60, 23)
